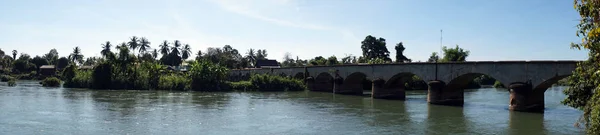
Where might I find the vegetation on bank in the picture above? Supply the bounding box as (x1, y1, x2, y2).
(41, 77, 61, 87)
(563, 0, 600, 133)
(7, 79, 16, 87)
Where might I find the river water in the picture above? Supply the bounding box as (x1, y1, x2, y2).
(0, 81, 584, 135)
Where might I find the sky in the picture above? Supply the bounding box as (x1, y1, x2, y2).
(0, 0, 588, 62)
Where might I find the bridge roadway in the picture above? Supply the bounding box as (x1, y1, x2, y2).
(229, 61, 579, 112)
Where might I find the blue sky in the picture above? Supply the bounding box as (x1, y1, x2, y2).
(0, 0, 587, 62)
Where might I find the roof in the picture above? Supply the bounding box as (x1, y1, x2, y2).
(255, 60, 280, 68)
(40, 65, 56, 69)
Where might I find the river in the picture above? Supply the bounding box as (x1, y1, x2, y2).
(0, 81, 584, 135)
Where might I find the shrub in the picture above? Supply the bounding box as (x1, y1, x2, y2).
(91, 62, 112, 89)
(249, 74, 305, 91)
(7, 79, 16, 87)
(41, 77, 61, 87)
(157, 73, 190, 90)
(189, 61, 229, 91)
(64, 70, 91, 88)
(228, 81, 253, 91)
(493, 81, 505, 88)
(1, 75, 13, 82)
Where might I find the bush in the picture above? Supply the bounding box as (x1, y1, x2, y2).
(7, 79, 16, 87)
(249, 74, 305, 91)
(189, 61, 229, 91)
(91, 62, 112, 89)
(157, 73, 190, 90)
(493, 81, 505, 88)
(41, 77, 61, 87)
(1, 75, 13, 82)
(228, 81, 253, 91)
(64, 70, 91, 88)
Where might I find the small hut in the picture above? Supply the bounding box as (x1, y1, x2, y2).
(39, 65, 56, 76)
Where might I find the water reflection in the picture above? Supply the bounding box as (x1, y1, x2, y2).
(508, 111, 546, 135)
(427, 104, 467, 135)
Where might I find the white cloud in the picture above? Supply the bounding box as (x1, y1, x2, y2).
(208, 0, 357, 39)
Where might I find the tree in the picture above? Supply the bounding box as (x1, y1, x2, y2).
(56, 57, 70, 70)
(256, 49, 268, 60)
(128, 36, 140, 54)
(69, 47, 84, 65)
(83, 57, 98, 66)
(327, 55, 339, 65)
(18, 53, 31, 61)
(101, 41, 112, 58)
(441, 45, 470, 62)
(151, 49, 158, 59)
(427, 52, 440, 62)
(563, 0, 600, 133)
(246, 49, 256, 67)
(12, 50, 17, 59)
(0, 49, 4, 58)
(394, 42, 411, 63)
(309, 56, 327, 66)
(341, 54, 356, 64)
(30, 56, 49, 70)
(138, 37, 150, 54)
(159, 40, 170, 56)
(172, 40, 181, 56)
(281, 52, 296, 67)
(43, 49, 59, 65)
(360, 35, 391, 62)
(181, 44, 191, 60)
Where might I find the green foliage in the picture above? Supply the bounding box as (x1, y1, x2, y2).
(61, 65, 77, 81)
(361, 35, 391, 62)
(395, 42, 411, 63)
(493, 81, 505, 88)
(228, 81, 253, 91)
(63, 70, 91, 88)
(30, 56, 49, 70)
(189, 60, 229, 91)
(565, 1, 600, 133)
(56, 57, 70, 70)
(91, 62, 112, 89)
(41, 77, 61, 87)
(327, 56, 339, 65)
(249, 74, 305, 91)
(1, 75, 13, 82)
(157, 73, 190, 90)
(309, 56, 327, 66)
(440, 45, 470, 62)
(367, 58, 390, 64)
(7, 79, 16, 87)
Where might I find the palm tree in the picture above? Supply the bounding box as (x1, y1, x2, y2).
(159, 40, 170, 56)
(171, 40, 181, 56)
(181, 44, 191, 60)
(151, 49, 158, 59)
(246, 48, 256, 67)
(128, 36, 139, 54)
(12, 50, 17, 59)
(139, 37, 150, 54)
(70, 46, 84, 65)
(101, 41, 112, 57)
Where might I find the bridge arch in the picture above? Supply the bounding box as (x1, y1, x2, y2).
(533, 74, 571, 92)
(384, 72, 427, 89)
(314, 72, 334, 92)
(445, 73, 508, 90)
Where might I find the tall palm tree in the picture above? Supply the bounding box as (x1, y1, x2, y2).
(181, 44, 191, 60)
(139, 37, 150, 54)
(101, 41, 112, 57)
(151, 49, 158, 59)
(246, 48, 256, 67)
(12, 50, 17, 59)
(128, 36, 139, 54)
(159, 40, 170, 56)
(70, 46, 84, 65)
(171, 40, 181, 56)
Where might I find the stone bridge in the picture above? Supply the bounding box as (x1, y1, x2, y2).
(229, 61, 579, 112)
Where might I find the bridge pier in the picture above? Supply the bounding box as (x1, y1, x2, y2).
(509, 82, 544, 112)
(333, 77, 363, 95)
(305, 77, 315, 91)
(372, 78, 406, 100)
(427, 81, 464, 106)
